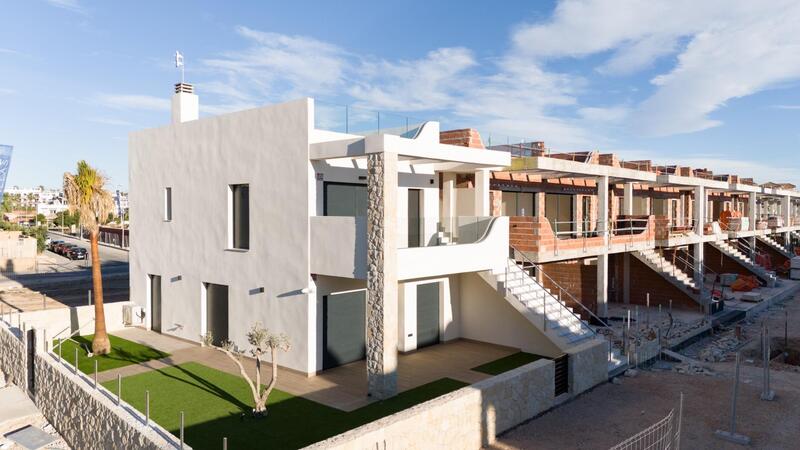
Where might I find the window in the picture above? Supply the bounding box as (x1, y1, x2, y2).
(545, 193, 574, 237)
(501, 191, 535, 216)
(324, 182, 367, 216)
(164, 187, 172, 221)
(229, 184, 249, 250)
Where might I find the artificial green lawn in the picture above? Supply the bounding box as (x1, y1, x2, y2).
(54, 334, 169, 374)
(103, 362, 467, 450)
(471, 352, 545, 375)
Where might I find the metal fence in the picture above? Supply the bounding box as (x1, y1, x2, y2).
(610, 394, 683, 450)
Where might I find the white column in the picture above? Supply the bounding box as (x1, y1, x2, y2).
(441, 173, 457, 236)
(622, 182, 634, 216)
(783, 195, 791, 243)
(474, 169, 490, 216)
(597, 175, 609, 318)
(366, 151, 398, 400)
(693, 186, 706, 285)
(748, 192, 757, 232)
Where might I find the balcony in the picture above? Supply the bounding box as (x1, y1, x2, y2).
(309, 216, 509, 280)
(510, 216, 655, 262)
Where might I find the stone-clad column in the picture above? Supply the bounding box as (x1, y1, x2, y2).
(366, 152, 398, 399)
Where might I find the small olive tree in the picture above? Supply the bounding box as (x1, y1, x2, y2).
(202, 323, 291, 415)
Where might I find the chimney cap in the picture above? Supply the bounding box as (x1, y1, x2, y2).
(174, 83, 194, 94)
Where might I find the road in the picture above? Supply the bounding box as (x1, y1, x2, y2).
(0, 233, 130, 308)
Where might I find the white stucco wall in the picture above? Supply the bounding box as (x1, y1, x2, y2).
(459, 273, 562, 358)
(397, 275, 460, 352)
(129, 98, 315, 373)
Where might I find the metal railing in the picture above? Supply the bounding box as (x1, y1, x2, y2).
(508, 245, 603, 335)
(314, 100, 426, 138)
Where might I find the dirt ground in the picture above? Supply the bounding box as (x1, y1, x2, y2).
(493, 291, 800, 450)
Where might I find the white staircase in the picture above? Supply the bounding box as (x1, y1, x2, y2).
(757, 235, 793, 258)
(710, 241, 770, 281)
(479, 258, 627, 373)
(631, 249, 708, 307)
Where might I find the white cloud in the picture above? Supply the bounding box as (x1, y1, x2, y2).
(0, 48, 19, 55)
(45, 0, 87, 14)
(96, 94, 170, 111)
(772, 105, 800, 110)
(0, 88, 15, 96)
(509, 0, 800, 136)
(201, 26, 347, 104)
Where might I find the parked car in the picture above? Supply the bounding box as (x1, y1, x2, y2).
(67, 247, 87, 260)
(53, 242, 70, 254)
(58, 243, 77, 256)
(49, 240, 64, 252)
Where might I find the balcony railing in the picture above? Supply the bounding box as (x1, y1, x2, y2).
(399, 216, 495, 249)
(314, 100, 426, 138)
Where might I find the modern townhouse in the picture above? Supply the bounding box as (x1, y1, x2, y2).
(129, 82, 800, 400)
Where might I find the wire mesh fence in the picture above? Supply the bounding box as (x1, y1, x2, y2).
(610, 393, 683, 450)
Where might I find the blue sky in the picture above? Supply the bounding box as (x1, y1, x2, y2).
(1, 0, 800, 190)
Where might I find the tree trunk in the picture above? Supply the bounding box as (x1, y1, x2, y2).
(90, 230, 111, 355)
(257, 347, 279, 413)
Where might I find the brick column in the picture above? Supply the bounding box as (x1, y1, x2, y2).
(366, 152, 398, 399)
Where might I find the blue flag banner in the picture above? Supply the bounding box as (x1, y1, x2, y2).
(0, 145, 13, 203)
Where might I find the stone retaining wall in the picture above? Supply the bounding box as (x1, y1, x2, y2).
(0, 320, 181, 449)
(305, 358, 556, 450)
(566, 338, 608, 395)
(0, 321, 25, 386)
(35, 353, 179, 450)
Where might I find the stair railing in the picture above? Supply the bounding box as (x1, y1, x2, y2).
(509, 245, 605, 334)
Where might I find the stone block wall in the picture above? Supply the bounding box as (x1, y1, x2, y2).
(566, 338, 608, 396)
(0, 322, 25, 386)
(305, 359, 556, 450)
(1, 321, 180, 449)
(34, 354, 180, 450)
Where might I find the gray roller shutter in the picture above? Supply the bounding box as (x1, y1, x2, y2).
(416, 283, 440, 348)
(323, 290, 366, 369)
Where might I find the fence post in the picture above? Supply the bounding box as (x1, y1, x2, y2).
(714, 352, 750, 445)
(117, 374, 121, 405)
(94, 360, 98, 389)
(761, 325, 775, 401)
(74, 348, 78, 374)
(88, 290, 92, 306)
(58, 338, 63, 360)
(180, 411, 185, 449)
(223, 437, 227, 450)
(145, 390, 150, 425)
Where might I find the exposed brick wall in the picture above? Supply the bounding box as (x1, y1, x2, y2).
(540, 259, 597, 319)
(704, 243, 753, 277)
(755, 241, 790, 272)
(609, 253, 700, 311)
(509, 215, 655, 256)
(439, 129, 484, 148)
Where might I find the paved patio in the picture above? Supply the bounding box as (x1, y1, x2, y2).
(97, 328, 518, 411)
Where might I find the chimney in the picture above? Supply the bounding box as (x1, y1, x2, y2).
(171, 83, 198, 124)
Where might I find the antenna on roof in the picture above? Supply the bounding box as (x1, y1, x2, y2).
(175, 50, 185, 84)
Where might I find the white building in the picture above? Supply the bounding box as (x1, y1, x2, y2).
(129, 83, 613, 399)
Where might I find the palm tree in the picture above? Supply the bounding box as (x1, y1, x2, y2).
(64, 161, 115, 355)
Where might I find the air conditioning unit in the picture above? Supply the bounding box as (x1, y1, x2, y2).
(123, 305, 133, 326)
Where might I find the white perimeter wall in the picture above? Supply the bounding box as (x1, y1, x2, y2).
(129, 99, 314, 373)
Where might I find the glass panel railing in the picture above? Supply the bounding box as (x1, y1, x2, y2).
(314, 100, 426, 138)
(398, 216, 495, 249)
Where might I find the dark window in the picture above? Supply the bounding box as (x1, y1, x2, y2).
(231, 184, 249, 250)
(324, 182, 367, 216)
(164, 187, 172, 221)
